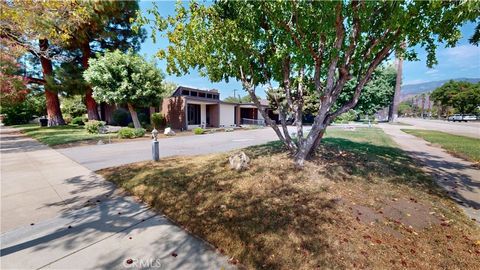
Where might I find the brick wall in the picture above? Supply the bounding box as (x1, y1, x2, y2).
(207, 104, 220, 127)
(161, 97, 186, 130)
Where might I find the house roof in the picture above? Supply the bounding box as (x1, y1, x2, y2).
(172, 85, 269, 107)
(172, 86, 219, 97)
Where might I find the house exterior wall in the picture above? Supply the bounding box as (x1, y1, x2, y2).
(201, 104, 206, 126)
(161, 96, 186, 130)
(208, 104, 220, 127)
(219, 104, 236, 127)
(257, 109, 265, 120)
(235, 106, 241, 125)
(186, 101, 209, 130)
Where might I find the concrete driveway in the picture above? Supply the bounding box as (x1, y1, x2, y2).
(398, 117, 480, 138)
(0, 126, 233, 269)
(59, 127, 286, 171)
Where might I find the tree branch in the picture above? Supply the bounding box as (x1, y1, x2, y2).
(325, 2, 345, 94)
(239, 66, 296, 151)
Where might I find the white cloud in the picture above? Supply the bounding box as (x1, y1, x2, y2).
(441, 45, 480, 67)
(425, 69, 438, 74)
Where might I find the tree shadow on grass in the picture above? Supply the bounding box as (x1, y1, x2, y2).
(103, 158, 339, 269)
(320, 137, 479, 212)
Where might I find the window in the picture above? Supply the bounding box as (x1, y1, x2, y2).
(190, 91, 198, 97)
(187, 104, 201, 125)
(213, 95, 219, 100)
(206, 94, 212, 99)
(182, 90, 189, 95)
(199, 92, 206, 98)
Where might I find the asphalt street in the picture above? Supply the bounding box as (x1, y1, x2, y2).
(398, 117, 480, 138)
(58, 127, 288, 171)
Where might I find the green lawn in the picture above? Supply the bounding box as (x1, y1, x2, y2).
(402, 129, 480, 163)
(13, 124, 111, 146)
(324, 127, 398, 147)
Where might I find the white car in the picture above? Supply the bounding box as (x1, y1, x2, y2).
(463, 115, 477, 121)
(447, 114, 477, 122)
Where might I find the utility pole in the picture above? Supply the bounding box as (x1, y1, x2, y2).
(233, 89, 241, 103)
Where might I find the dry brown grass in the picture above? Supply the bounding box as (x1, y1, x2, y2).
(99, 129, 480, 269)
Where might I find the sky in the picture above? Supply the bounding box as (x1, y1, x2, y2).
(138, 1, 480, 99)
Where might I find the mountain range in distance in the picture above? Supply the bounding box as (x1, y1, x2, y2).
(400, 78, 480, 100)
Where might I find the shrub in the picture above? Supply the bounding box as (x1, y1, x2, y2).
(150, 112, 165, 129)
(144, 124, 153, 131)
(61, 96, 86, 117)
(334, 110, 357, 123)
(112, 109, 130, 126)
(0, 101, 36, 125)
(138, 112, 149, 126)
(118, 127, 146, 139)
(193, 127, 204, 135)
(85, 120, 105, 134)
(71, 116, 85, 126)
(127, 122, 134, 128)
(63, 115, 72, 124)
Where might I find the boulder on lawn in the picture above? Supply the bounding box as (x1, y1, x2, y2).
(164, 127, 176, 136)
(229, 151, 250, 171)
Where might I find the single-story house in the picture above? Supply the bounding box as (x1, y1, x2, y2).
(161, 86, 277, 130)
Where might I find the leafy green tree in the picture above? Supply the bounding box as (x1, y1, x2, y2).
(1, 1, 71, 125)
(470, 23, 480, 46)
(431, 81, 480, 115)
(397, 101, 413, 117)
(84, 50, 166, 129)
(338, 65, 397, 117)
(57, 1, 146, 120)
(142, 1, 478, 166)
(451, 84, 480, 114)
(61, 95, 87, 118)
(47, 55, 89, 96)
(1, 1, 145, 122)
(224, 95, 254, 103)
(161, 81, 178, 98)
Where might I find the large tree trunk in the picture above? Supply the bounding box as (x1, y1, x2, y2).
(39, 39, 65, 126)
(294, 124, 327, 167)
(81, 41, 100, 120)
(127, 103, 142, 129)
(388, 42, 405, 122)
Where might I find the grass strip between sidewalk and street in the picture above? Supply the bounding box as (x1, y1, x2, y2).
(99, 127, 480, 269)
(401, 129, 480, 163)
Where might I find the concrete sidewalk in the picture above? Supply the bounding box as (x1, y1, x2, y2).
(0, 126, 233, 269)
(379, 124, 480, 223)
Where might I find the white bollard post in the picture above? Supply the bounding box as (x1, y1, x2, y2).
(151, 128, 159, 161)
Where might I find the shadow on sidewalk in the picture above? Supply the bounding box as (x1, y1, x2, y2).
(406, 150, 480, 212)
(0, 174, 225, 269)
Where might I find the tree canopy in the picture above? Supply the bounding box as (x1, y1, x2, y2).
(1, 0, 145, 123)
(431, 81, 480, 115)
(224, 95, 254, 103)
(142, 0, 477, 166)
(84, 50, 166, 128)
(0, 54, 28, 107)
